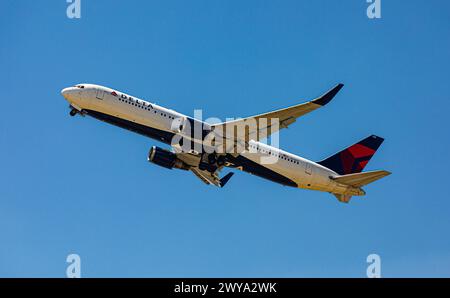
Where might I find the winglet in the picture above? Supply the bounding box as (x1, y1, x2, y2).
(219, 172, 234, 188)
(312, 83, 344, 106)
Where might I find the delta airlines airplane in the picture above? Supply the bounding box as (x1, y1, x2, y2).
(61, 83, 390, 203)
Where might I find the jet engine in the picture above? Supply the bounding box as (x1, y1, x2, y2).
(147, 146, 189, 170)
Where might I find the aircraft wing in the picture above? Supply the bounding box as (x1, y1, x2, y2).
(190, 167, 234, 188)
(171, 147, 235, 188)
(211, 84, 344, 142)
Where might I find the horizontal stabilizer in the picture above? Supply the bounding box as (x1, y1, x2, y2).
(331, 170, 391, 188)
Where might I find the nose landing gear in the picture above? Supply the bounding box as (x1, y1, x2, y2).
(69, 109, 78, 116)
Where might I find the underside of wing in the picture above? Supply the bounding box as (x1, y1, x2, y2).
(190, 167, 234, 188)
(171, 147, 234, 188)
(190, 167, 216, 185)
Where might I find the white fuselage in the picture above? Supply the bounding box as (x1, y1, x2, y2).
(61, 84, 362, 196)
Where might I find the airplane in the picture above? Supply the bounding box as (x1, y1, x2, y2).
(61, 83, 390, 203)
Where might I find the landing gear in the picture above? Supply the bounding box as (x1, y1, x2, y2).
(69, 109, 78, 117)
(208, 154, 217, 164)
(216, 155, 226, 167)
(199, 153, 226, 173)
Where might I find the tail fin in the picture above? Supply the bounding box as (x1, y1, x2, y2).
(318, 135, 384, 175)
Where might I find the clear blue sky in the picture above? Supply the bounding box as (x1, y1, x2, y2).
(1, 0, 449, 277)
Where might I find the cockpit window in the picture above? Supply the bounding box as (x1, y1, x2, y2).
(74, 85, 85, 89)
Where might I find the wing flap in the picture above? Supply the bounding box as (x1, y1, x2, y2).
(190, 167, 213, 185)
(190, 167, 234, 188)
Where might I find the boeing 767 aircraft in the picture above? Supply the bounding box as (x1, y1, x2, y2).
(61, 83, 390, 203)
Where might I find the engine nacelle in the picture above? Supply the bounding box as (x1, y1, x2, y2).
(147, 146, 189, 170)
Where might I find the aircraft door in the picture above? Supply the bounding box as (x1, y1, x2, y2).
(96, 89, 105, 100)
(305, 163, 312, 175)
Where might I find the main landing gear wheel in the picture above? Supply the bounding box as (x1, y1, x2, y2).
(69, 109, 78, 116)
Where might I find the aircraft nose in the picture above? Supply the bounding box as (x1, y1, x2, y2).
(61, 87, 82, 103)
(61, 87, 74, 97)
